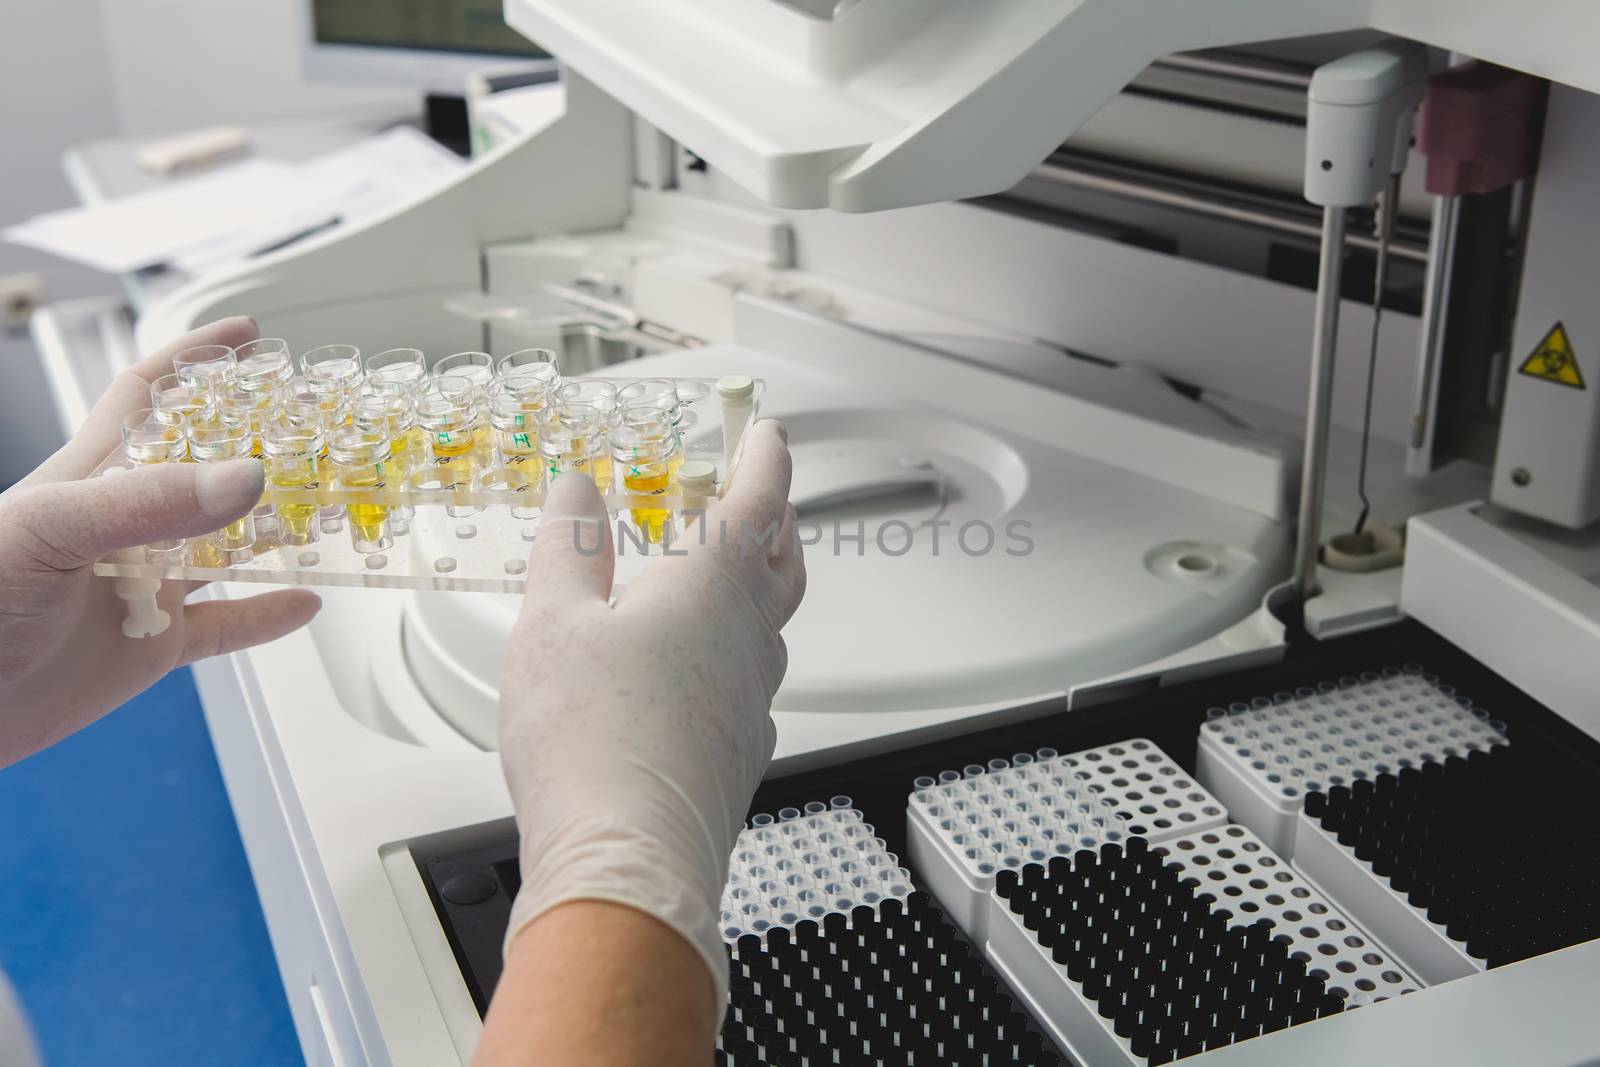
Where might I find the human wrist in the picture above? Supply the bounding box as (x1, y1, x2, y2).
(504, 780, 734, 1007)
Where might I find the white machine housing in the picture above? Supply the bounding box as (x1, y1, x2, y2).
(36, 2, 1597, 1065)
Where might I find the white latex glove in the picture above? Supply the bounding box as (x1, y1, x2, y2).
(0, 317, 321, 767)
(499, 419, 805, 1011)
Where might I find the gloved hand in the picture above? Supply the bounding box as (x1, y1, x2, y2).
(499, 419, 805, 1013)
(0, 317, 321, 767)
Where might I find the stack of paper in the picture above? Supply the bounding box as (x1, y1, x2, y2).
(4, 126, 467, 278)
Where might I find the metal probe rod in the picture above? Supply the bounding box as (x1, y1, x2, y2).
(1293, 206, 1348, 601)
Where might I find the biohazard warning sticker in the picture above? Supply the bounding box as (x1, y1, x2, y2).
(1518, 322, 1585, 390)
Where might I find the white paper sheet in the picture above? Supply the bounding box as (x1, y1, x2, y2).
(5, 126, 467, 277)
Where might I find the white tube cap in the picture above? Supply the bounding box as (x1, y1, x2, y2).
(678, 460, 718, 492)
(717, 374, 755, 401)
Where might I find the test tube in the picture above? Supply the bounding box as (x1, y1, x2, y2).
(233, 339, 293, 534)
(283, 380, 348, 436)
(150, 373, 216, 435)
(717, 374, 757, 477)
(365, 347, 427, 388)
(435, 350, 496, 395)
(611, 408, 675, 544)
(172, 344, 237, 392)
(186, 423, 257, 558)
(283, 383, 349, 531)
(554, 379, 617, 419)
(617, 378, 690, 482)
(416, 376, 482, 516)
(676, 460, 717, 532)
(121, 409, 187, 555)
(328, 428, 394, 554)
(235, 339, 294, 401)
(488, 386, 544, 471)
(536, 402, 611, 491)
(262, 421, 325, 546)
(300, 344, 364, 400)
(438, 351, 498, 458)
(496, 348, 560, 391)
(121, 408, 185, 465)
(215, 385, 268, 456)
(353, 389, 417, 532)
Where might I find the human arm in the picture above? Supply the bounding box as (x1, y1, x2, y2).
(474, 901, 717, 1067)
(0, 317, 321, 767)
(477, 419, 805, 1064)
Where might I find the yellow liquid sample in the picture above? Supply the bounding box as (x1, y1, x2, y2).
(591, 454, 613, 493)
(431, 430, 477, 507)
(431, 429, 475, 460)
(272, 466, 318, 542)
(386, 440, 414, 488)
(498, 425, 539, 469)
(342, 466, 389, 545)
(622, 462, 671, 543)
(218, 515, 253, 551)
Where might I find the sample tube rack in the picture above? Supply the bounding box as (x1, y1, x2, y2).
(717, 800, 1059, 1066)
(1195, 668, 1507, 857)
(719, 894, 1062, 1067)
(906, 740, 1228, 941)
(906, 738, 1430, 1063)
(720, 800, 913, 942)
(1152, 824, 1420, 1007)
(983, 840, 1345, 1066)
(1293, 742, 1600, 986)
(416, 635, 1600, 1067)
(94, 373, 763, 597)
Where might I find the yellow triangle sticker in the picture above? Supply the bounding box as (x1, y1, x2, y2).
(1518, 322, 1585, 390)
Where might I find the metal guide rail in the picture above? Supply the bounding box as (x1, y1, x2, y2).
(414, 624, 1600, 1066)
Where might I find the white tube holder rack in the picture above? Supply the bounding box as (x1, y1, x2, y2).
(1195, 668, 1508, 857)
(1291, 811, 1485, 985)
(1152, 823, 1422, 1008)
(906, 739, 1228, 943)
